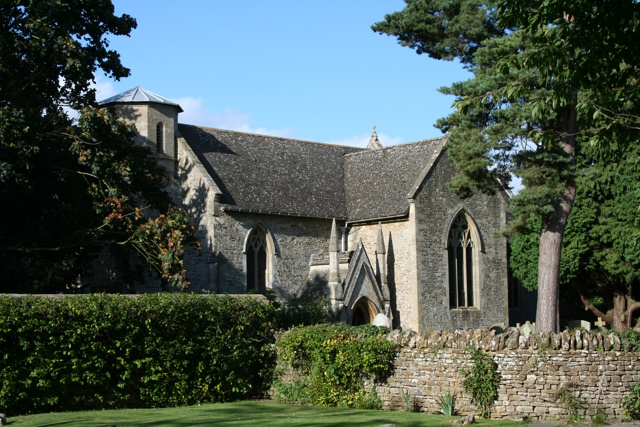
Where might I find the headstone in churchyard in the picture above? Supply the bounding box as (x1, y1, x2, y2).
(567, 319, 591, 331)
(372, 313, 392, 329)
(594, 317, 608, 332)
(520, 320, 535, 337)
(489, 323, 506, 334)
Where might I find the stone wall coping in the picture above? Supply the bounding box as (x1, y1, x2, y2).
(385, 328, 639, 353)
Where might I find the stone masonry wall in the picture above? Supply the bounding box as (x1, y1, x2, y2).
(169, 136, 219, 292)
(214, 211, 333, 300)
(348, 217, 419, 331)
(375, 329, 640, 421)
(413, 151, 510, 332)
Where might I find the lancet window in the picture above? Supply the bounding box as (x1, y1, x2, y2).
(246, 228, 267, 292)
(156, 122, 164, 154)
(448, 213, 477, 308)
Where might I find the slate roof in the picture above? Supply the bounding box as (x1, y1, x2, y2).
(99, 87, 183, 112)
(179, 125, 361, 219)
(343, 136, 447, 222)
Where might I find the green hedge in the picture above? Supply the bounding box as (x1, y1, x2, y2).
(0, 293, 277, 414)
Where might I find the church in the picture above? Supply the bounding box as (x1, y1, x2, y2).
(99, 87, 533, 333)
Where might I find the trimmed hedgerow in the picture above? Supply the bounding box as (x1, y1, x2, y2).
(0, 293, 277, 415)
(274, 323, 396, 409)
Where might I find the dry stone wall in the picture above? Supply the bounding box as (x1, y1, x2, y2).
(376, 329, 640, 421)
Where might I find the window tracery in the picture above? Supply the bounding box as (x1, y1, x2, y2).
(246, 228, 267, 292)
(448, 213, 477, 308)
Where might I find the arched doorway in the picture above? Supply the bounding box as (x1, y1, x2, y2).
(351, 298, 377, 326)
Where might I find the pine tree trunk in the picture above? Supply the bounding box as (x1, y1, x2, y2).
(537, 185, 576, 333)
(536, 101, 577, 334)
(612, 292, 628, 333)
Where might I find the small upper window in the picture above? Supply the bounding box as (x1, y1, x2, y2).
(156, 122, 164, 154)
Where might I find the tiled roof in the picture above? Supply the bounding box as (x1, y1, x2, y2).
(343, 136, 446, 222)
(179, 125, 361, 219)
(99, 87, 183, 112)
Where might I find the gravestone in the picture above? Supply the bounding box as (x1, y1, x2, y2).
(520, 320, 535, 337)
(594, 317, 608, 333)
(372, 313, 392, 329)
(489, 322, 506, 334)
(567, 319, 591, 331)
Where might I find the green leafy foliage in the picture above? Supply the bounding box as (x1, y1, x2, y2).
(0, 294, 277, 415)
(624, 379, 640, 420)
(461, 350, 499, 418)
(0, 1, 199, 291)
(275, 324, 396, 409)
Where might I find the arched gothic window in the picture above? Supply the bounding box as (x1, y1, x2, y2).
(448, 213, 477, 308)
(156, 122, 164, 154)
(246, 228, 267, 292)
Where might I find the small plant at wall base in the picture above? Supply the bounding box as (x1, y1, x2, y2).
(461, 349, 499, 418)
(435, 389, 456, 416)
(554, 382, 584, 424)
(401, 389, 411, 412)
(624, 379, 640, 420)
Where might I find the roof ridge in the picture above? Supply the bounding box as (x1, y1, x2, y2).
(343, 134, 447, 157)
(180, 124, 365, 151)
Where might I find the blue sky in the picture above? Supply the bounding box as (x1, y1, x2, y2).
(99, 1, 472, 148)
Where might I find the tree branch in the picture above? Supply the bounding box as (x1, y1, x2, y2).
(626, 301, 640, 330)
(573, 283, 612, 325)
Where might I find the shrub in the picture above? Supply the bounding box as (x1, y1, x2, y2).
(461, 349, 499, 418)
(0, 293, 277, 414)
(275, 323, 395, 409)
(624, 379, 640, 420)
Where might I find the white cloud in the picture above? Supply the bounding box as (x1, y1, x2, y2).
(175, 96, 293, 138)
(326, 133, 404, 148)
(510, 175, 523, 194)
(92, 78, 117, 101)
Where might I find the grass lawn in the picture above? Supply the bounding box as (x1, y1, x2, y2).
(6, 401, 521, 427)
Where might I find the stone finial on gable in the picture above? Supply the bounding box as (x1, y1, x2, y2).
(366, 125, 383, 150)
(330, 218, 339, 253)
(376, 222, 385, 255)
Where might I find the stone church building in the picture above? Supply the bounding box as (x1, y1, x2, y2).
(99, 87, 532, 332)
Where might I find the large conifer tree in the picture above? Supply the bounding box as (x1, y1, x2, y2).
(373, 0, 640, 332)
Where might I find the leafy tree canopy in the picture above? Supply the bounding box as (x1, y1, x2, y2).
(0, 0, 199, 292)
(373, 0, 640, 332)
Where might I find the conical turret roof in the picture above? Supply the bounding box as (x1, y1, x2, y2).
(99, 86, 183, 112)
